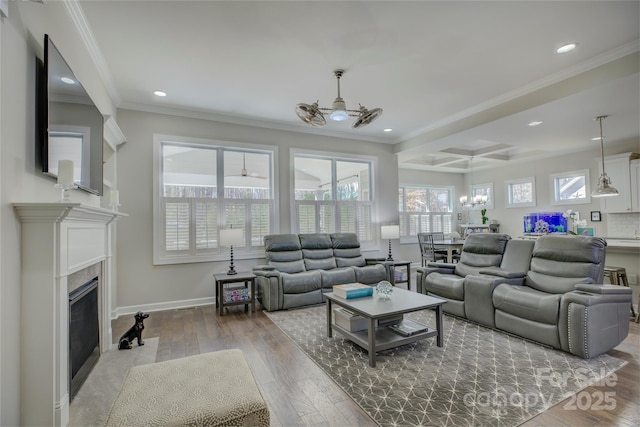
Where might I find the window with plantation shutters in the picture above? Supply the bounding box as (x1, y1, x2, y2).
(153, 136, 276, 265)
(293, 152, 375, 247)
(398, 186, 454, 241)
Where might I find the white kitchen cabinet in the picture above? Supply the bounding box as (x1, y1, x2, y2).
(631, 159, 640, 212)
(600, 153, 640, 213)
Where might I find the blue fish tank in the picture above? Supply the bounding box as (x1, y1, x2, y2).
(523, 212, 567, 234)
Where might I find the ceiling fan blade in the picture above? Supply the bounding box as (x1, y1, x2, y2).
(352, 107, 383, 129)
(296, 102, 326, 128)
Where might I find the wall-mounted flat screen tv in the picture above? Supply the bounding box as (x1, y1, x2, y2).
(37, 34, 104, 195)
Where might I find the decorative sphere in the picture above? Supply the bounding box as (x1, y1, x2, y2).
(376, 281, 393, 299)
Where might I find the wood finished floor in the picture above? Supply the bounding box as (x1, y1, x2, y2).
(112, 285, 639, 427)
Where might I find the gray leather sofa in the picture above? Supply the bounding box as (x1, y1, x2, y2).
(254, 233, 393, 311)
(418, 234, 632, 358)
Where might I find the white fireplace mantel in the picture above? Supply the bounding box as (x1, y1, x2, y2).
(14, 203, 126, 427)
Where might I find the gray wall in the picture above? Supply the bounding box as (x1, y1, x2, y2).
(114, 109, 399, 313)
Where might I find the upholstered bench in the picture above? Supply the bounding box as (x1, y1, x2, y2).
(106, 349, 270, 426)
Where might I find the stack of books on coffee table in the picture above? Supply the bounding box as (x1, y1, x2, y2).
(332, 283, 373, 299)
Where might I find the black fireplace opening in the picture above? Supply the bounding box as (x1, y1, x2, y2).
(69, 277, 100, 401)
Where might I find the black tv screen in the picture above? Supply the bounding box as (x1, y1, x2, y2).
(37, 34, 104, 195)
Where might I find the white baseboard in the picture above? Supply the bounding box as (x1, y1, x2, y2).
(112, 296, 216, 319)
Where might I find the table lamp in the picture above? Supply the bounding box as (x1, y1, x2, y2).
(381, 225, 400, 261)
(220, 228, 244, 275)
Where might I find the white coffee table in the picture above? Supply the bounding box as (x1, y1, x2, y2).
(325, 287, 446, 367)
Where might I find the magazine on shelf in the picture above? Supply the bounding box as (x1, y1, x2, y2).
(388, 319, 429, 336)
(332, 283, 373, 299)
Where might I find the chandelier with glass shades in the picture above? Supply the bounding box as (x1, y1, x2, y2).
(459, 156, 487, 207)
(295, 69, 383, 129)
(591, 115, 619, 197)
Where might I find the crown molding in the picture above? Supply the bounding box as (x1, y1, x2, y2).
(62, 0, 121, 105)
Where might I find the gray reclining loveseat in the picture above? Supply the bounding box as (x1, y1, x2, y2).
(416, 233, 512, 317)
(418, 234, 632, 358)
(254, 233, 393, 311)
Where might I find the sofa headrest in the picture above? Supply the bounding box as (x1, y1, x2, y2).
(330, 233, 360, 249)
(532, 235, 606, 264)
(264, 234, 301, 252)
(299, 233, 332, 249)
(462, 233, 511, 255)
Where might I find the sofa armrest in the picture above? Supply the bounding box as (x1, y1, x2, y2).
(253, 264, 276, 271)
(478, 267, 526, 279)
(364, 258, 395, 284)
(427, 262, 456, 270)
(415, 265, 455, 294)
(574, 283, 632, 295)
(559, 286, 632, 358)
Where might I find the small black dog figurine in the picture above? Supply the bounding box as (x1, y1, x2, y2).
(118, 311, 150, 350)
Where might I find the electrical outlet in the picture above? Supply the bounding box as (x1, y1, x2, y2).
(628, 274, 638, 285)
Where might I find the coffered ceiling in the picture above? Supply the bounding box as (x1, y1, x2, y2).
(68, 1, 638, 173)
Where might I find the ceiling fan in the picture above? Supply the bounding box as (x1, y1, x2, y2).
(227, 153, 268, 180)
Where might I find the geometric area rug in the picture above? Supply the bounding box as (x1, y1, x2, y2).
(266, 306, 627, 427)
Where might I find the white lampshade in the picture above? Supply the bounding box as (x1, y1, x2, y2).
(381, 225, 400, 239)
(219, 228, 243, 246)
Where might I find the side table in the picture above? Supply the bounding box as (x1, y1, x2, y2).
(213, 271, 256, 316)
(389, 260, 411, 288)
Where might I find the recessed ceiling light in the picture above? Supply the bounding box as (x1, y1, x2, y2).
(556, 43, 578, 54)
(528, 120, 543, 127)
(61, 77, 75, 85)
(153, 90, 167, 97)
(383, 128, 393, 132)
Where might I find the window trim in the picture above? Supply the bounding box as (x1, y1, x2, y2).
(505, 177, 536, 208)
(153, 134, 279, 265)
(550, 169, 591, 205)
(469, 182, 494, 210)
(290, 148, 378, 249)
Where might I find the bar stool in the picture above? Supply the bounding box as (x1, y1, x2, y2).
(604, 266, 636, 317)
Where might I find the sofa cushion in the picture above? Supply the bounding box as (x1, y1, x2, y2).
(493, 284, 561, 325)
(305, 257, 337, 271)
(453, 233, 510, 277)
(270, 258, 305, 274)
(526, 236, 606, 294)
(299, 233, 333, 250)
(265, 234, 301, 252)
(336, 255, 366, 268)
(281, 270, 322, 294)
(265, 234, 305, 273)
(320, 267, 356, 288)
(425, 273, 465, 301)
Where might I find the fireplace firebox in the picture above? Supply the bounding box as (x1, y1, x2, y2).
(69, 277, 100, 400)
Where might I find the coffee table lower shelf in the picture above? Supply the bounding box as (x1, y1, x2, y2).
(331, 322, 438, 353)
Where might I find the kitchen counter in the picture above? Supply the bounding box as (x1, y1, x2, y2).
(605, 238, 640, 253)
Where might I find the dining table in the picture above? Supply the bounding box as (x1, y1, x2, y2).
(432, 239, 465, 263)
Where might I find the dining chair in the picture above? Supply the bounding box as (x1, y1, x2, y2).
(421, 232, 450, 262)
(417, 233, 448, 266)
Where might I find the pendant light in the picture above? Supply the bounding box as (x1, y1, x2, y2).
(591, 115, 619, 198)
